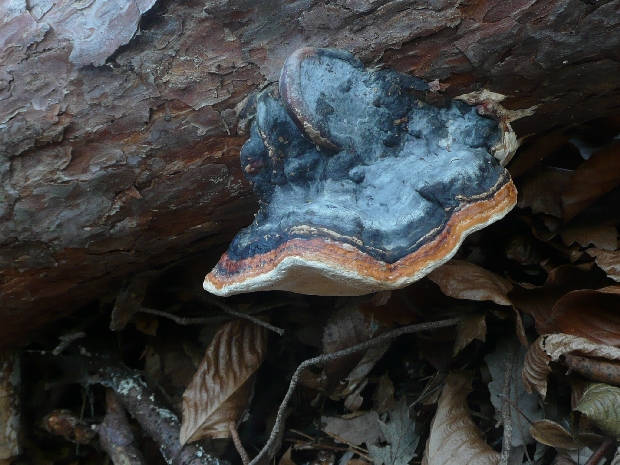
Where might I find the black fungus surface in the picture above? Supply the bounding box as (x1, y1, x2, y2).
(231, 49, 505, 264)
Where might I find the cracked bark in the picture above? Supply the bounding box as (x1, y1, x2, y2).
(1, 0, 619, 348)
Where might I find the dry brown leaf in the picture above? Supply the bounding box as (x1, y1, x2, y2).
(322, 411, 385, 447)
(278, 447, 297, 465)
(322, 302, 388, 398)
(373, 373, 396, 414)
(160, 341, 200, 396)
(516, 166, 573, 217)
(505, 233, 546, 266)
(132, 313, 158, 336)
(561, 225, 619, 251)
(110, 270, 159, 331)
(530, 419, 602, 450)
(523, 334, 620, 398)
(340, 342, 390, 396)
(343, 378, 367, 412)
(180, 319, 268, 444)
(453, 313, 487, 355)
(509, 131, 571, 179)
(422, 371, 499, 465)
(428, 260, 512, 306)
(563, 354, 620, 387)
(323, 302, 371, 362)
(550, 286, 620, 345)
(561, 142, 620, 221)
(522, 338, 553, 398)
(530, 419, 579, 450)
(508, 264, 602, 335)
(358, 288, 419, 326)
(587, 248, 620, 282)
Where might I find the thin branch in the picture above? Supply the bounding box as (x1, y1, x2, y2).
(217, 305, 285, 335)
(499, 336, 518, 465)
(286, 438, 369, 455)
(229, 422, 250, 465)
(200, 294, 296, 335)
(248, 317, 462, 465)
(140, 301, 287, 336)
(90, 362, 230, 465)
(289, 429, 314, 441)
(97, 389, 146, 465)
(140, 307, 232, 325)
(322, 430, 372, 460)
(584, 438, 615, 465)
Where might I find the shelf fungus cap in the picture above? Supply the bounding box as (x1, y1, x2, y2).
(204, 48, 518, 296)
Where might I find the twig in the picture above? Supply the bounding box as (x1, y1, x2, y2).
(90, 362, 230, 465)
(584, 438, 615, 465)
(97, 389, 146, 465)
(248, 317, 462, 465)
(140, 301, 287, 336)
(200, 294, 294, 335)
(499, 337, 518, 465)
(286, 438, 368, 455)
(322, 430, 372, 460)
(289, 429, 314, 441)
(140, 307, 232, 325)
(229, 422, 250, 465)
(216, 304, 285, 335)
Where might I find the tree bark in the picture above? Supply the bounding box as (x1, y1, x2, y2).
(1, 0, 619, 347)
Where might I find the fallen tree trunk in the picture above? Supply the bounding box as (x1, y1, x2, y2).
(1, 0, 619, 347)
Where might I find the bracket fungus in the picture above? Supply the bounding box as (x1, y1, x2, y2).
(204, 48, 518, 296)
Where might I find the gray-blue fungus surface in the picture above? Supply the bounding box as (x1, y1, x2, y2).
(204, 47, 517, 296)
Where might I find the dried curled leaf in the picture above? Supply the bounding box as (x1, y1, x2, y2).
(574, 383, 620, 438)
(422, 371, 499, 465)
(523, 334, 620, 398)
(517, 166, 573, 217)
(508, 264, 601, 335)
(428, 260, 512, 306)
(588, 249, 620, 282)
(180, 319, 268, 444)
(550, 286, 620, 345)
(561, 142, 620, 221)
(561, 226, 618, 251)
(522, 339, 553, 398)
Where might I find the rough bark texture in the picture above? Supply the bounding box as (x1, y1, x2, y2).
(1, 0, 619, 348)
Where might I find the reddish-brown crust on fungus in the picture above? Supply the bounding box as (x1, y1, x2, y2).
(205, 180, 517, 296)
